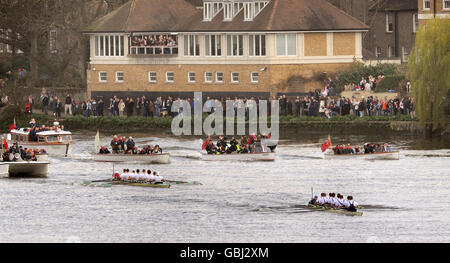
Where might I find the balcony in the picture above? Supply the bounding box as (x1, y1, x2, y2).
(129, 34, 178, 56)
(129, 46, 178, 56)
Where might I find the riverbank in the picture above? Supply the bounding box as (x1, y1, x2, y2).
(0, 106, 431, 135)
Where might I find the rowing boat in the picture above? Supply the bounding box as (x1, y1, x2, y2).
(306, 204, 363, 216)
(109, 180, 170, 188)
(323, 150, 399, 160)
(93, 153, 171, 164)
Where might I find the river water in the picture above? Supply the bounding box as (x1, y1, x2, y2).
(0, 132, 449, 243)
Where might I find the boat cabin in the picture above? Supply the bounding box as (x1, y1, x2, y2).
(10, 128, 73, 144)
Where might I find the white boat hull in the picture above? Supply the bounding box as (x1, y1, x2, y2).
(202, 152, 276, 162)
(323, 151, 400, 160)
(93, 153, 171, 164)
(6, 162, 49, 177)
(7, 142, 72, 157)
(0, 163, 9, 177)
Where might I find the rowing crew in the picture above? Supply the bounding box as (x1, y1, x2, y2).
(309, 193, 360, 212)
(114, 169, 166, 184)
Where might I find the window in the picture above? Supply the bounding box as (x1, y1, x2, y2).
(213, 2, 223, 16)
(227, 35, 243, 56)
(402, 47, 409, 62)
(205, 72, 213, 83)
(424, 0, 430, 10)
(184, 35, 200, 56)
(444, 0, 450, 10)
(251, 72, 259, 83)
(188, 72, 196, 83)
(413, 14, 419, 33)
(233, 2, 244, 17)
(249, 34, 266, 57)
(386, 13, 393, 33)
(231, 72, 239, 83)
(216, 72, 224, 83)
(254, 1, 269, 16)
(244, 2, 253, 21)
(276, 34, 297, 56)
(205, 35, 222, 56)
(375, 47, 382, 58)
(148, 72, 157, 83)
(224, 2, 232, 21)
(49, 30, 57, 53)
(166, 72, 174, 83)
(95, 35, 125, 57)
(204, 2, 212, 21)
(129, 34, 178, 55)
(388, 46, 395, 58)
(99, 72, 107, 83)
(116, 71, 124, 82)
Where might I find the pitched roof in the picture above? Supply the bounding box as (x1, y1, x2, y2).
(85, 0, 369, 33)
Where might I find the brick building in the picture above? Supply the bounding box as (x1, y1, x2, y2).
(418, 0, 450, 24)
(84, 0, 369, 99)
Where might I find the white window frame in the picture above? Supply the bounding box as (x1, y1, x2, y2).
(205, 34, 222, 57)
(166, 72, 174, 83)
(203, 2, 212, 21)
(251, 72, 259, 83)
(249, 34, 266, 57)
(402, 47, 409, 62)
(188, 72, 196, 83)
(115, 71, 124, 83)
(413, 14, 419, 33)
(49, 29, 57, 53)
(423, 0, 431, 10)
(224, 2, 232, 21)
(276, 33, 297, 56)
(216, 72, 224, 83)
(444, 0, 450, 10)
(375, 47, 382, 58)
(205, 72, 213, 83)
(95, 35, 124, 57)
(231, 72, 239, 83)
(388, 46, 394, 58)
(244, 2, 254, 21)
(386, 13, 393, 33)
(184, 35, 200, 57)
(227, 35, 244, 57)
(148, 71, 157, 83)
(99, 72, 107, 83)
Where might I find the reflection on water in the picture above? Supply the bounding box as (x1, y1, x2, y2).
(0, 131, 449, 243)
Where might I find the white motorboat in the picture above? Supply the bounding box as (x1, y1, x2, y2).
(8, 128, 73, 157)
(93, 153, 171, 164)
(202, 152, 276, 162)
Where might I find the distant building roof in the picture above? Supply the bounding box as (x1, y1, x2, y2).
(85, 0, 369, 33)
(369, 0, 418, 12)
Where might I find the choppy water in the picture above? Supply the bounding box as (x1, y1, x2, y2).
(0, 132, 449, 243)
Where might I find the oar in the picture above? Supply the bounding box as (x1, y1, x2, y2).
(166, 180, 202, 185)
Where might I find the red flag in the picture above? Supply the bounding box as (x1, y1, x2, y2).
(321, 136, 331, 152)
(2, 139, 8, 150)
(9, 124, 16, 132)
(202, 139, 210, 150)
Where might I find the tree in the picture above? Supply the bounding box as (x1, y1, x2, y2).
(408, 18, 450, 137)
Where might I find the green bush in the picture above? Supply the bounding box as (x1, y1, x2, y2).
(334, 61, 398, 92)
(376, 75, 406, 92)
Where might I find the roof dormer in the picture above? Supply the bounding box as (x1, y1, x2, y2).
(203, 1, 270, 22)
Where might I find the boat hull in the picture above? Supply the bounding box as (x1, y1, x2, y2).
(306, 204, 363, 216)
(7, 142, 72, 157)
(6, 162, 50, 177)
(202, 152, 276, 162)
(0, 163, 9, 177)
(110, 180, 170, 188)
(323, 151, 399, 160)
(93, 153, 171, 164)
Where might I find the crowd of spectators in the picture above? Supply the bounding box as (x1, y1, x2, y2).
(131, 35, 178, 47)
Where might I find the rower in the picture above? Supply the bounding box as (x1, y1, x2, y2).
(153, 171, 165, 184)
(146, 170, 154, 183)
(344, 196, 360, 212)
(308, 195, 318, 205)
(336, 194, 345, 208)
(317, 193, 327, 206)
